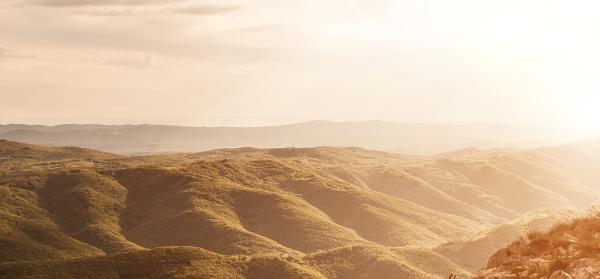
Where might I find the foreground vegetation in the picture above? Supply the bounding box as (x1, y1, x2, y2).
(477, 212, 600, 278)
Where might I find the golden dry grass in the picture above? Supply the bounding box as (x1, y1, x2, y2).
(477, 211, 600, 278)
(2, 139, 600, 278)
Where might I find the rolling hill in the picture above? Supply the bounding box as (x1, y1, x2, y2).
(1, 139, 600, 278)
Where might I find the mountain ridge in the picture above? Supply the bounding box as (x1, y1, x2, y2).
(0, 121, 561, 155)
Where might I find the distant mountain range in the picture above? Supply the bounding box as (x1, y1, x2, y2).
(0, 121, 562, 155)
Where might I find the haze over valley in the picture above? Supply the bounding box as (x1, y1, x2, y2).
(0, 121, 572, 155)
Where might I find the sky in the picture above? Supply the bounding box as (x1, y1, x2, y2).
(1, 0, 600, 138)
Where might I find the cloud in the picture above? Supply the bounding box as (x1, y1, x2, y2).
(212, 62, 277, 75)
(19, 0, 243, 17)
(0, 0, 21, 8)
(90, 50, 152, 68)
(0, 46, 34, 60)
(72, 6, 142, 16)
(235, 24, 284, 33)
(171, 4, 240, 15)
(22, 0, 169, 7)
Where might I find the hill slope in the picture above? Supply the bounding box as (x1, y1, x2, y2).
(476, 213, 600, 278)
(0, 245, 474, 279)
(2, 139, 600, 278)
(435, 208, 577, 272)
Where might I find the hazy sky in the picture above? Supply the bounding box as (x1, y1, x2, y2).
(1, 0, 599, 135)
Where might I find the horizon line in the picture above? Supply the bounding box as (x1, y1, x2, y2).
(0, 120, 562, 129)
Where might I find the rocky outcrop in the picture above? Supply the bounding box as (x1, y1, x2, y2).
(476, 215, 600, 279)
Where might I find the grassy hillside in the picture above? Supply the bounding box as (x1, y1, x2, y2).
(0, 245, 471, 279)
(476, 212, 600, 278)
(0, 186, 104, 262)
(435, 208, 577, 272)
(39, 170, 142, 253)
(1, 139, 600, 278)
